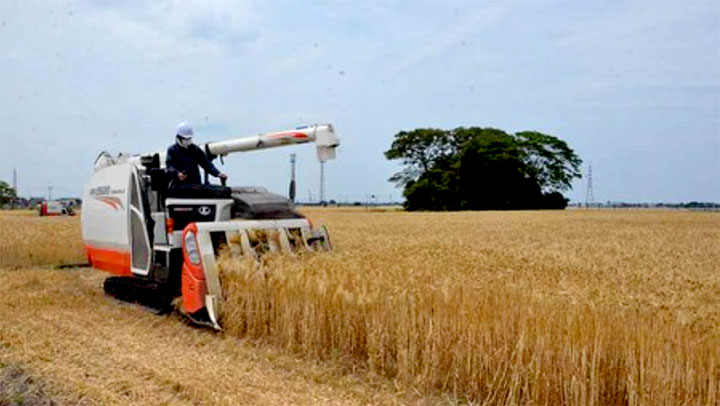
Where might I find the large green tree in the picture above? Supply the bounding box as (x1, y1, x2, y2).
(0, 181, 17, 206)
(385, 127, 582, 210)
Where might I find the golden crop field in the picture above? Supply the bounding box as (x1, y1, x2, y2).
(1, 208, 718, 405)
(0, 210, 85, 268)
(221, 208, 720, 405)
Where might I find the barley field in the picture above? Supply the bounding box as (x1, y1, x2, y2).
(221, 209, 720, 404)
(0, 210, 85, 268)
(0, 208, 718, 405)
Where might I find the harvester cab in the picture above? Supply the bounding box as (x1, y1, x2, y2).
(81, 124, 339, 329)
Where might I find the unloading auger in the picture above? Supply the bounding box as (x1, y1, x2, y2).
(81, 124, 339, 329)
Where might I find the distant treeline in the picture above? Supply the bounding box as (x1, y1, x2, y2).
(574, 202, 720, 209)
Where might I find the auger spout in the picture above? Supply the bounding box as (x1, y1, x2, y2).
(206, 124, 339, 163)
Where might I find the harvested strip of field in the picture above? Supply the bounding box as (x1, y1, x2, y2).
(0, 267, 421, 406)
(0, 210, 85, 268)
(219, 209, 720, 404)
(0, 363, 55, 406)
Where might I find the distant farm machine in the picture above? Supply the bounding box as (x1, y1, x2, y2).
(39, 200, 76, 216)
(81, 124, 339, 329)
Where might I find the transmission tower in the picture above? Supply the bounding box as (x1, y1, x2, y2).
(585, 164, 594, 208)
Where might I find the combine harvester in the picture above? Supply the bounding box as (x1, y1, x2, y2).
(39, 200, 75, 216)
(81, 124, 339, 329)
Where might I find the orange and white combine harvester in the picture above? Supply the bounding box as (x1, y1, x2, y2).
(81, 124, 339, 329)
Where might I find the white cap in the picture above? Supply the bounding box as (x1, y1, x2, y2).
(176, 122, 194, 138)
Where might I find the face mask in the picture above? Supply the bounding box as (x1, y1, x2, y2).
(177, 136, 193, 148)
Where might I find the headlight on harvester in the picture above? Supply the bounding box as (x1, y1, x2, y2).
(184, 232, 201, 265)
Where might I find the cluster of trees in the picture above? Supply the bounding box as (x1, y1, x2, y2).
(0, 181, 16, 206)
(385, 127, 582, 211)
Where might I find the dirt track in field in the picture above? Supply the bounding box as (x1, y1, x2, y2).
(0, 267, 422, 406)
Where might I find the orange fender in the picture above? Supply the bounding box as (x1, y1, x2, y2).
(181, 223, 207, 314)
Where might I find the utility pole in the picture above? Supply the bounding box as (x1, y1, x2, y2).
(319, 161, 325, 204)
(48, 186, 53, 201)
(585, 164, 594, 208)
(289, 153, 296, 202)
(12, 168, 17, 195)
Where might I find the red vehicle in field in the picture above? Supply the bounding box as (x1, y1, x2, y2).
(39, 200, 75, 216)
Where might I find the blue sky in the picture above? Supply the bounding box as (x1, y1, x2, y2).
(1, 0, 718, 203)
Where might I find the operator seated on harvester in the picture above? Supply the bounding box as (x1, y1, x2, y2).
(166, 122, 228, 190)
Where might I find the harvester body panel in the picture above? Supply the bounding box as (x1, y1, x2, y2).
(82, 162, 133, 276)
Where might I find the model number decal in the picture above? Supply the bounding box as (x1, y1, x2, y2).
(90, 185, 125, 196)
(90, 185, 125, 210)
